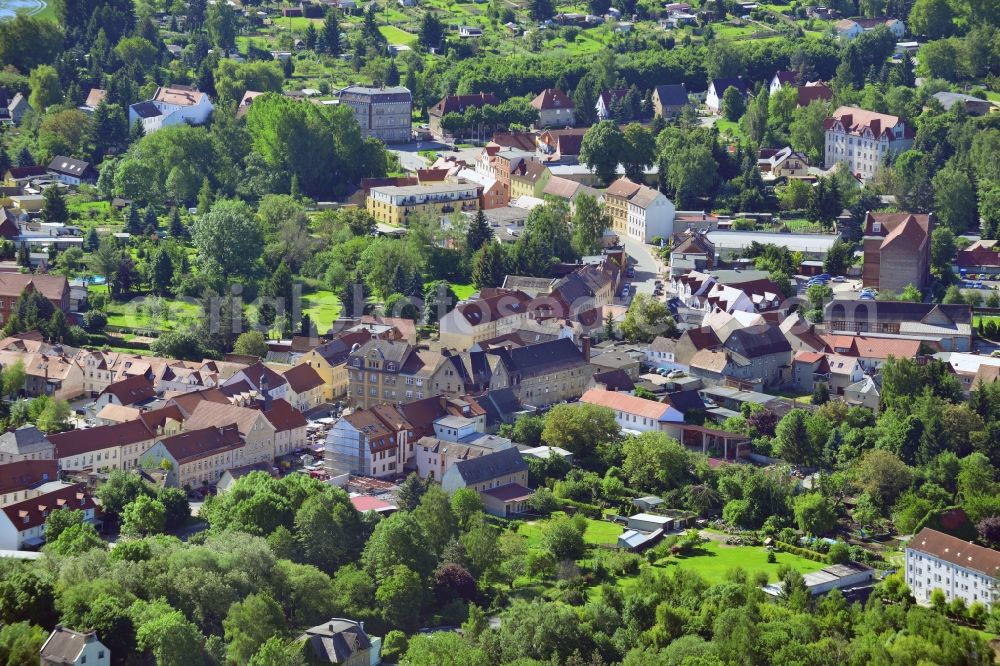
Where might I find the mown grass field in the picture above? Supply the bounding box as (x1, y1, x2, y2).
(379, 25, 418, 44)
(452, 283, 477, 301)
(515, 515, 624, 548)
(301, 290, 341, 330)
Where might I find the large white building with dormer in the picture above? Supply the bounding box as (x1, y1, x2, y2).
(129, 85, 213, 134)
(823, 106, 913, 181)
(905, 527, 999, 610)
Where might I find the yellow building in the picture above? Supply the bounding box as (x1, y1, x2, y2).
(602, 177, 642, 236)
(510, 161, 549, 200)
(367, 183, 480, 226)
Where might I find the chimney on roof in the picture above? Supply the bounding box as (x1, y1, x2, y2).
(581, 335, 591, 362)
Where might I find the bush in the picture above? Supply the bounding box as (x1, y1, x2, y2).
(767, 551, 776, 563)
(828, 541, 850, 564)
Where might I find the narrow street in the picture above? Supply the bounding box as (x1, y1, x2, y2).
(621, 235, 665, 297)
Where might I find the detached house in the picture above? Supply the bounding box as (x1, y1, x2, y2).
(47, 156, 96, 186)
(595, 89, 628, 121)
(757, 147, 809, 179)
(40, 626, 111, 666)
(128, 85, 213, 134)
(652, 84, 690, 119)
(705, 78, 747, 113)
(530, 88, 575, 128)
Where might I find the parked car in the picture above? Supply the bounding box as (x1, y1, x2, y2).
(832, 276, 846, 282)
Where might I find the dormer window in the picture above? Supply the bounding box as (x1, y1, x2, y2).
(872, 222, 880, 233)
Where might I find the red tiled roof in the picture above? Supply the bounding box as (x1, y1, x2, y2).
(350, 495, 396, 512)
(159, 424, 244, 464)
(430, 93, 500, 117)
(825, 106, 913, 140)
(99, 374, 154, 406)
(531, 88, 573, 111)
(797, 82, 833, 106)
(910, 527, 1000, 578)
(453, 290, 530, 326)
(0, 459, 57, 493)
(50, 420, 155, 458)
(282, 363, 324, 394)
(0, 273, 68, 302)
(2, 482, 96, 532)
(580, 388, 679, 420)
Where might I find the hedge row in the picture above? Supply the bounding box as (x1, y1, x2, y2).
(558, 497, 604, 519)
(774, 541, 831, 564)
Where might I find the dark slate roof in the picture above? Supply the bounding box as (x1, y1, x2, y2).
(654, 83, 689, 106)
(0, 425, 52, 456)
(500, 338, 586, 376)
(664, 389, 706, 413)
(40, 626, 103, 663)
(826, 300, 971, 325)
(592, 369, 635, 391)
(724, 324, 791, 359)
(302, 619, 372, 663)
(130, 101, 161, 118)
(477, 388, 523, 427)
(710, 77, 747, 95)
(451, 446, 527, 485)
(47, 156, 91, 177)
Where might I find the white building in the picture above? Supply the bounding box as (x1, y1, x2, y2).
(128, 85, 213, 134)
(579, 388, 684, 435)
(905, 528, 999, 610)
(835, 17, 905, 41)
(705, 78, 746, 113)
(626, 186, 676, 243)
(40, 626, 111, 666)
(0, 482, 97, 550)
(823, 106, 913, 181)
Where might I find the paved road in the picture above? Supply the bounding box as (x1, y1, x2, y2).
(388, 140, 448, 173)
(621, 235, 665, 298)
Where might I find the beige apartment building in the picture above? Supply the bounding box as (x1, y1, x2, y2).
(142, 424, 246, 488)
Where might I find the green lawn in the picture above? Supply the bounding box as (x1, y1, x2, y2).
(301, 290, 341, 331)
(667, 540, 826, 584)
(95, 290, 202, 332)
(379, 25, 417, 44)
(516, 515, 623, 548)
(452, 283, 476, 301)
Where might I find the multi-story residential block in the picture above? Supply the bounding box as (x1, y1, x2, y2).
(295, 330, 394, 402)
(625, 185, 676, 242)
(366, 183, 480, 226)
(438, 289, 531, 351)
(128, 85, 213, 134)
(494, 337, 595, 407)
(281, 363, 325, 412)
(0, 481, 97, 550)
(50, 420, 156, 472)
(142, 424, 246, 488)
(336, 85, 412, 143)
(530, 88, 575, 128)
(346, 339, 443, 409)
(603, 177, 642, 236)
(0, 425, 53, 463)
(862, 211, 931, 292)
(906, 527, 999, 610)
(824, 106, 913, 181)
